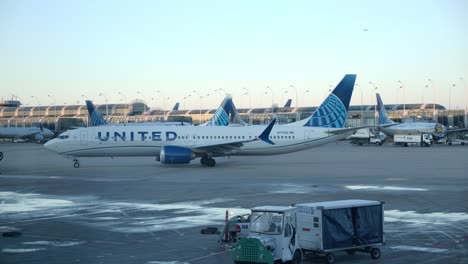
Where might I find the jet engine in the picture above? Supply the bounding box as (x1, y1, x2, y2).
(34, 134, 44, 143)
(160, 146, 194, 164)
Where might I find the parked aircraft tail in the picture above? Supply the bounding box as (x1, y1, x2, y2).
(283, 99, 292, 108)
(172, 103, 180, 111)
(303, 74, 356, 128)
(202, 95, 248, 126)
(376, 93, 396, 125)
(85, 100, 107, 126)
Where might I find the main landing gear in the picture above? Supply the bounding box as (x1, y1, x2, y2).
(73, 158, 80, 168)
(200, 156, 216, 167)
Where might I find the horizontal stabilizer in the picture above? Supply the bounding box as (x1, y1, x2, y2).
(259, 119, 276, 145)
(326, 126, 369, 135)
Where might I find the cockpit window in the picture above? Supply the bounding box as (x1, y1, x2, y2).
(58, 135, 69, 139)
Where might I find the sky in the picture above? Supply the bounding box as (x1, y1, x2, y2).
(1, 0, 467, 110)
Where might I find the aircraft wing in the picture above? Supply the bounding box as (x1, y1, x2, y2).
(326, 126, 371, 135)
(446, 128, 468, 133)
(191, 119, 276, 155)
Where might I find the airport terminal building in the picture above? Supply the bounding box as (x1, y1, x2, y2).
(0, 99, 467, 133)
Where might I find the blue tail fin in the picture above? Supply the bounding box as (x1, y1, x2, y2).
(376, 93, 396, 125)
(304, 74, 356, 128)
(283, 99, 292, 108)
(85, 100, 107, 126)
(172, 103, 180, 111)
(205, 95, 248, 126)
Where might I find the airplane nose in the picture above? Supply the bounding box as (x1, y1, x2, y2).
(44, 139, 59, 152)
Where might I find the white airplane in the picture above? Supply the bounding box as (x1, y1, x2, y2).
(44, 74, 358, 168)
(0, 125, 55, 143)
(376, 93, 446, 140)
(85, 100, 191, 127)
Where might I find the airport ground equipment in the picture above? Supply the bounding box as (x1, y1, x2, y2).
(232, 206, 302, 264)
(446, 138, 468, 145)
(218, 213, 251, 244)
(295, 200, 384, 264)
(394, 134, 432, 147)
(232, 200, 384, 264)
(349, 128, 385, 146)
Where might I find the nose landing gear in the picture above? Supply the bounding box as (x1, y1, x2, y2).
(73, 158, 80, 168)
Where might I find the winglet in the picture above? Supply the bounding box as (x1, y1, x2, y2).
(85, 100, 107, 126)
(39, 124, 44, 131)
(259, 119, 276, 145)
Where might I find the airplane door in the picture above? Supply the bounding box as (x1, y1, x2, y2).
(80, 130, 88, 146)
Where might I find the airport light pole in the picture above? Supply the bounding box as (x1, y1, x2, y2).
(302, 89, 310, 108)
(398, 80, 405, 118)
(369, 82, 378, 126)
(355, 84, 364, 126)
(290, 85, 298, 108)
(31, 96, 40, 106)
(98, 92, 109, 122)
(427, 78, 436, 121)
(137, 91, 147, 102)
(449, 83, 456, 110)
(118, 91, 128, 122)
(183, 94, 191, 110)
(47, 94, 57, 130)
(242, 87, 251, 108)
(460, 77, 466, 111)
(81, 95, 90, 125)
(265, 86, 274, 106)
(192, 90, 202, 124)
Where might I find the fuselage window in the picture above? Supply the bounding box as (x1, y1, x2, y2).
(230, 136, 232, 139)
(193, 136, 195, 139)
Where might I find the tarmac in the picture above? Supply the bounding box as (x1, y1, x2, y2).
(0, 141, 467, 264)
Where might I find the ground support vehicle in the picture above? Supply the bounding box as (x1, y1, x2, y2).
(447, 138, 468, 145)
(394, 134, 432, 147)
(232, 206, 303, 264)
(296, 200, 385, 263)
(217, 213, 251, 244)
(349, 128, 385, 146)
(232, 200, 385, 264)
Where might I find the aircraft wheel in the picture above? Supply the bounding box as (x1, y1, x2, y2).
(207, 158, 216, 167)
(200, 157, 208, 166)
(73, 162, 80, 168)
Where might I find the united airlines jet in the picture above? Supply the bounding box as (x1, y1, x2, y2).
(44, 74, 358, 167)
(376, 93, 446, 139)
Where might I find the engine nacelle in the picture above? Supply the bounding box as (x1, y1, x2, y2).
(160, 146, 194, 164)
(34, 134, 44, 143)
